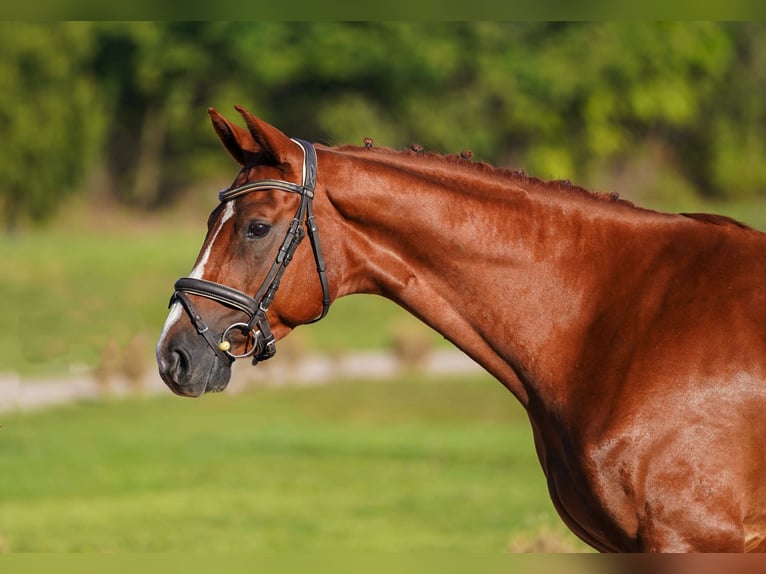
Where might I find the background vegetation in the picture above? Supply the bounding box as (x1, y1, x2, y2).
(2, 22, 766, 230)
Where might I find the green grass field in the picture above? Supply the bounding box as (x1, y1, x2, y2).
(0, 217, 438, 377)
(0, 373, 588, 552)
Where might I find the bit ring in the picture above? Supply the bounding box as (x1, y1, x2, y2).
(219, 322, 261, 359)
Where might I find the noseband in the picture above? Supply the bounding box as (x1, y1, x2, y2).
(169, 138, 331, 365)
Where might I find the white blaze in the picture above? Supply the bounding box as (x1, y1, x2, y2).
(157, 201, 236, 352)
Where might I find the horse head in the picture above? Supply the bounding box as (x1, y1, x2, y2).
(156, 106, 331, 397)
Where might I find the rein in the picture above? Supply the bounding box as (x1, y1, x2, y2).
(170, 138, 331, 365)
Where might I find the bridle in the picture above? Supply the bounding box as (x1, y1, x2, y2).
(169, 138, 331, 365)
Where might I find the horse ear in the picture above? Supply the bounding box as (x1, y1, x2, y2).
(208, 107, 257, 166)
(234, 105, 298, 165)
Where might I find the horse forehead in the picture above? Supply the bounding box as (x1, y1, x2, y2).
(243, 161, 300, 183)
(241, 188, 294, 210)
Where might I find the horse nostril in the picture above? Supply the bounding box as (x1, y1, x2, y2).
(172, 347, 191, 377)
(160, 346, 191, 386)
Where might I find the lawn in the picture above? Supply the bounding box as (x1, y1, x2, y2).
(0, 373, 588, 552)
(0, 218, 437, 377)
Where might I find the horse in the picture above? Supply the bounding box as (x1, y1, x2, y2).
(156, 105, 766, 552)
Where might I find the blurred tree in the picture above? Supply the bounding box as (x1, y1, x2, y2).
(706, 23, 766, 199)
(467, 22, 734, 181)
(0, 22, 103, 231)
(91, 22, 230, 208)
(216, 22, 746, 193)
(2, 21, 764, 226)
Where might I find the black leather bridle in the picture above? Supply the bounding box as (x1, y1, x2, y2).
(169, 138, 331, 365)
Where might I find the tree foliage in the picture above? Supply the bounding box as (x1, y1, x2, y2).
(1, 22, 766, 228)
(0, 22, 102, 229)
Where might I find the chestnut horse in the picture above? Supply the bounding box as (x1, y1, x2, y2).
(156, 106, 766, 552)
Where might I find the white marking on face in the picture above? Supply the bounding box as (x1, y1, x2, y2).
(157, 201, 236, 353)
(190, 201, 235, 279)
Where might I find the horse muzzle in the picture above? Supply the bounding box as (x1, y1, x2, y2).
(157, 334, 233, 397)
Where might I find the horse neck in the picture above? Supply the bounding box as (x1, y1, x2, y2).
(319, 147, 652, 407)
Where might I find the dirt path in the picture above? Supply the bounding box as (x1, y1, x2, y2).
(0, 349, 482, 413)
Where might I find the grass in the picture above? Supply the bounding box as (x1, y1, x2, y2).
(0, 227, 194, 376)
(0, 217, 436, 377)
(0, 373, 588, 553)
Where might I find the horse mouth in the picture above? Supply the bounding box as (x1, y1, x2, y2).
(164, 375, 230, 397)
(158, 349, 232, 397)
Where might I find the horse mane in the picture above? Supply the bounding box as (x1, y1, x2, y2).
(327, 143, 756, 231)
(329, 143, 633, 208)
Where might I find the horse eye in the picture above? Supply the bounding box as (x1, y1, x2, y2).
(246, 221, 271, 239)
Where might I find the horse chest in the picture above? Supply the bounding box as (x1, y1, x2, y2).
(529, 417, 640, 551)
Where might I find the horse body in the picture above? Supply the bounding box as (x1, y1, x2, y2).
(157, 107, 766, 552)
(323, 147, 766, 552)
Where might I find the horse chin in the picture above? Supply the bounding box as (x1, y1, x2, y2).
(204, 371, 231, 394)
(163, 359, 232, 398)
